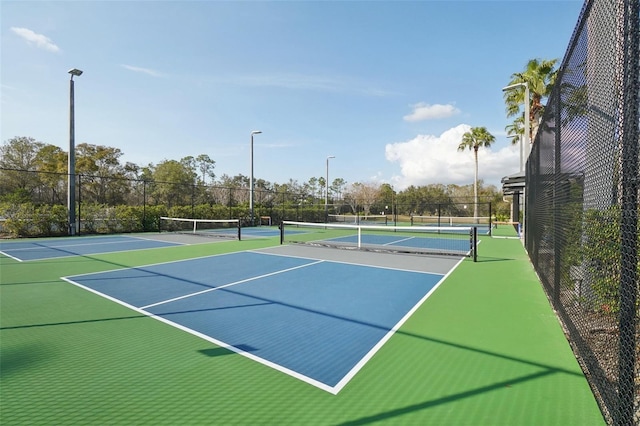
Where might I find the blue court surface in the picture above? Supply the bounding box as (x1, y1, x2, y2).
(63, 250, 447, 393)
(0, 236, 182, 262)
(240, 226, 292, 238)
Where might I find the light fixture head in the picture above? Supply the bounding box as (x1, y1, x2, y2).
(502, 82, 526, 91)
(68, 68, 83, 77)
(251, 130, 262, 135)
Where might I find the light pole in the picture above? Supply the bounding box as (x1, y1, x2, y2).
(502, 82, 531, 169)
(503, 82, 530, 241)
(68, 68, 83, 236)
(249, 130, 262, 226)
(391, 185, 396, 225)
(325, 155, 335, 222)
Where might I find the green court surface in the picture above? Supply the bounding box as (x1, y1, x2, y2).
(0, 233, 605, 425)
(490, 222, 520, 238)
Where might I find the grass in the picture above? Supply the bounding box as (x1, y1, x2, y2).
(0, 232, 604, 425)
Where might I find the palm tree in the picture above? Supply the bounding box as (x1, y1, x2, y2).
(504, 58, 558, 142)
(504, 114, 524, 145)
(458, 127, 496, 219)
(505, 115, 525, 171)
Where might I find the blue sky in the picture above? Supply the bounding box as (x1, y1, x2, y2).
(2, 0, 584, 190)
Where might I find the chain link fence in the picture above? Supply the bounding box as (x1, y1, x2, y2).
(525, 1, 638, 424)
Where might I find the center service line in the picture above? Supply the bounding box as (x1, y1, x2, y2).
(140, 259, 325, 310)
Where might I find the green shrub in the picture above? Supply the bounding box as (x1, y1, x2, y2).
(114, 205, 142, 233)
(1, 203, 34, 237)
(583, 206, 640, 314)
(79, 203, 106, 234)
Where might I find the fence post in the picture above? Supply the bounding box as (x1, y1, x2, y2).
(77, 174, 82, 235)
(143, 180, 147, 231)
(616, 1, 639, 423)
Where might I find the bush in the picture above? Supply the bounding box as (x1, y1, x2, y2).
(0, 203, 68, 237)
(80, 203, 106, 234)
(583, 205, 640, 314)
(114, 205, 142, 233)
(1, 203, 34, 237)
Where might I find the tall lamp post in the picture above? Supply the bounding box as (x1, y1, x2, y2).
(502, 82, 531, 170)
(68, 68, 83, 236)
(249, 130, 262, 226)
(325, 155, 335, 222)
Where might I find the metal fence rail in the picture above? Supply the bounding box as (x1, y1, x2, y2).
(525, 1, 639, 424)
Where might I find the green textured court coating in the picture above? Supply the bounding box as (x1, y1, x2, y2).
(0, 230, 605, 425)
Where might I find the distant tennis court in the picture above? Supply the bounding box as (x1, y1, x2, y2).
(281, 221, 478, 259)
(0, 235, 183, 262)
(63, 246, 461, 394)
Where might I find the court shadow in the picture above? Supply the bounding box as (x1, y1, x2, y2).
(199, 343, 257, 358)
(0, 314, 146, 330)
(0, 343, 56, 378)
(198, 348, 234, 358)
(476, 256, 516, 262)
(0, 279, 67, 287)
(337, 370, 555, 425)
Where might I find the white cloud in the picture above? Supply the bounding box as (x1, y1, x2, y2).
(385, 124, 518, 189)
(403, 102, 460, 122)
(11, 27, 60, 52)
(121, 64, 166, 77)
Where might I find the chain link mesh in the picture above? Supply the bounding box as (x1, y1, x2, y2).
(525, 1, 639, 424)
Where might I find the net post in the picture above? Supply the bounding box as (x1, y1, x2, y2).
(488, 203, 493, 237)
(472, 226, 478, 262)
(279, 221, 284, 244)
(237, 220, 241, 241)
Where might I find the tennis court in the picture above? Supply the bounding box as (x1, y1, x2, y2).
(0, 229, 605, 424)
(63, 247, 459, 393)
(0, 235, 183, 262)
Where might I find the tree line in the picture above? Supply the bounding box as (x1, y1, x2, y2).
(0, 58, 558, 235)
(0, 135, 508, 237)
(0, 136, 504, 208)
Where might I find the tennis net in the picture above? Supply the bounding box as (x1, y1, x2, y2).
(327, 214, 388, 225)
(159, 217, 241, 240)
(281, 220, 477, 260)
(410, 215, 491, 227)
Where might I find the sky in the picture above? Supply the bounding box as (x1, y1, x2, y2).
(1, 0, 585, 190)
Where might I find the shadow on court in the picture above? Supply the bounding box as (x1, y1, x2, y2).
(199, 343, 258, 358)
(476, 256, 518, 263)
(0, 314, 147, 330)
(0, 343, 56, 378)
(337, 370, 556, 425)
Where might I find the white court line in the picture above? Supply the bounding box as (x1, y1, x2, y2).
(0, 251, 24, 262)
(67, 250, 244, 279)
(63, 250, 464, 394)
(62, 275, 338, 394)
(1, 236, 168, 252)
(383, 235, 416, 246)
(140, 260, 325, 310)
(5, 240, 185, 262)
(332, 255, 467, 394)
